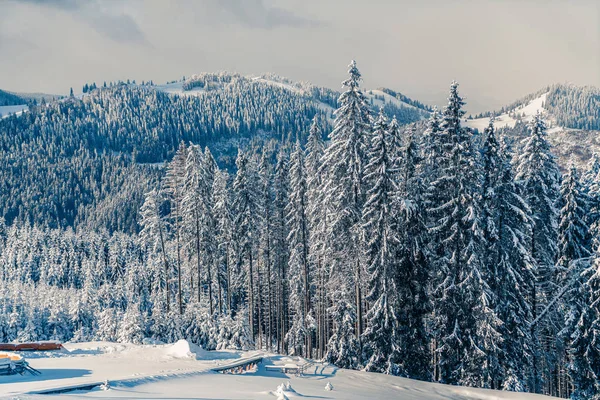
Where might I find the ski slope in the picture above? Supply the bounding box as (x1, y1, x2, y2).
(0, 341, 559, 400)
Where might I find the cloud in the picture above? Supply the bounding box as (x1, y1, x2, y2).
(216, 0, 321, 29)
(11, 0, 147, 43)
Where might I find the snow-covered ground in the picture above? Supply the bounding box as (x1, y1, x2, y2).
(153, 81, 207, 97)
(463, 93, 549, 131)
(365, 88, 422, 112)
(0, 104, 28, 119)
(0, 341, 558, 400)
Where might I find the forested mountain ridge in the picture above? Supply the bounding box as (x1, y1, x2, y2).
(0, 89, 24, 107)
(0, 73, 597, 235)
(0, 73, 428, 233)
(464, 83, 600, 167)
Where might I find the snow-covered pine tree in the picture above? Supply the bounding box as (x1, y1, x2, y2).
(183, 144, 205, 303)
(481, 121, 534, 391)
(558, 165, 591, 277)
(569, 252, 600, 400)
(257, 150, 275, 351)
(232, 149, 259, 345)
(582, 152, 600, 189)
(286, 141, 311, 357)
(139, 189, 170, 312)
(394, 123, 431, 381)
(429, 82, 499, 387)
(305, 116, 327, 359)
(322, 60, 371, 365)
(164, 142, 188, 314)
(273, 147, 290, 353)
(201, 148, 219, 315)
(515, 111, 561, 394)
(213, 169, 233, 315)
(361, 109, 401, 375)
(387, 116, 402, 162)
(557, 165, 591, 397)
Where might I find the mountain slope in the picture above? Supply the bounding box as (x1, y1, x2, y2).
(464, 83, 600, 167)
(0, 89, 25, 106)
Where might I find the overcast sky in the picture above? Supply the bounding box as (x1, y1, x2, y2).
(0, 0, 598, 112)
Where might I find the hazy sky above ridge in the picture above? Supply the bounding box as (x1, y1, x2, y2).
(0, 0, 598, 112)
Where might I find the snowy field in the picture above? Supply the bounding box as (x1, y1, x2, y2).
(0, 341, 559, 400)
(0, 105, 28, 119)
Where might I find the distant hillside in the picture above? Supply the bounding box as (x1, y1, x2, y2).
(0, 89, 25, 106)
(463, 83, 600, 168)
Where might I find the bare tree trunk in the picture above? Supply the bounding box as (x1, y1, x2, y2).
(257, 256, 263, 350)
(158, 223, 169, 313)
(207, 250, 214, 315)
(248, 248, 255, 343)
(226, 243, 231, 315)
(196, 214, 201, 303)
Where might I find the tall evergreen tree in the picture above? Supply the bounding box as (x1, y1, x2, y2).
(395, 124, 431, 381)
(429, 82, 499, 387)
(139, 189, 170, 312)
(273, 148, 290, 353)
(515, 111, 561, 393)
(232, 150, 259, 343)
(322, 60, 371, 364)
(305, 117, 328, 359)
(569, 253, 600, 400)
(481, 121, 534, 391)
(361, 110, 401, 374)
(286, 141, 311, 357)
(164, 143, 188, 314)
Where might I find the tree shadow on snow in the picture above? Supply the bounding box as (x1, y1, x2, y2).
(4, 368, 92, 383)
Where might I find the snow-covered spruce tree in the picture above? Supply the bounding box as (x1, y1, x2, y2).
(118, 302, 145, 344)
(232, 149, 259, 344)
(569, 253, 600, 400)
(273, 147, 290, 353)
(361, 110, 401, 375)
(429, 82, 500, 387)
(557, 165, 591, 397)
(558, 165, 591, 277)
(183, 144, 205, 304)
(387, 116, 402, 162)
(257, 150, 275, 351)
(585, 158, 600, 247)
(201, 148, 219, 315)
(164, 142, 188, 315)
(139, 189, 170, 312)
(213, 169, 233, 315)
(286, 141, 312, 357)
(583, 153, 600, 189)
(515, 111, 561, 394)
(305, 116, 328, 359)
(394, 124, 431, 381)
(481, 121, 534, 391)
(421, 107, 443, 190)
(322, 60, 371, 366)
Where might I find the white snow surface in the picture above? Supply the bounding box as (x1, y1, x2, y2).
(365, 88, 421, 111)
(0, 104, 28, 119)
(0, 341, 559, 400)
(463, 92, 550, 131)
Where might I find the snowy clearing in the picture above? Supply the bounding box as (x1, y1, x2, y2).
(0, 341, 558, 400)
(154, 81, 207, 97)
(463, 92, 550, 131)
(365, 88, 421, 112)
(0, 104, 28, 119)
